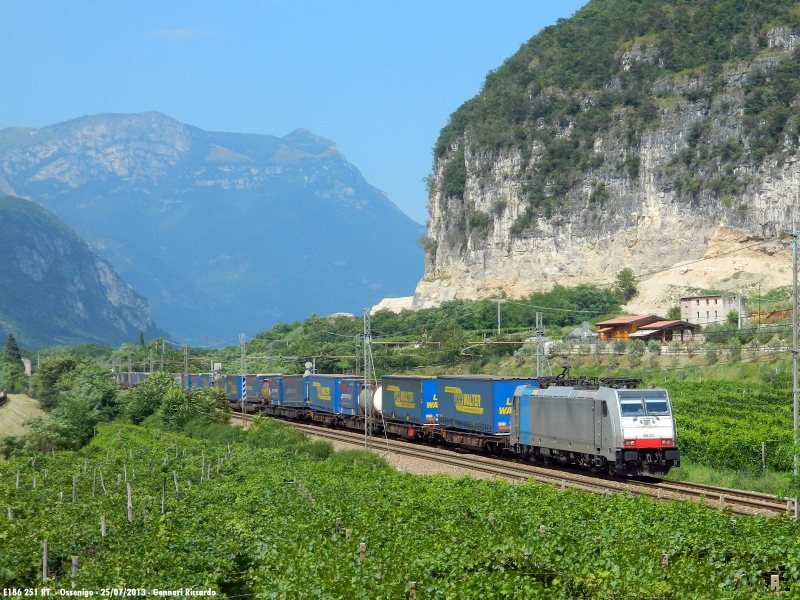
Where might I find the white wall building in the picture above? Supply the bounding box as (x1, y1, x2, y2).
(681, 295, 746, 326)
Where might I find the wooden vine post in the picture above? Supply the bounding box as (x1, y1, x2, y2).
(127, 483, 133, 525)
(42, 539, 48, 582)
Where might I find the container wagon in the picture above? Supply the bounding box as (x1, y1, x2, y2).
(436, 376, 539, 450)
(382, 375, 438, 439)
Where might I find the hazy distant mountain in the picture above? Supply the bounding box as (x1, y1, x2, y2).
(0, 113, 424, 342)
(0, 195, 167, 348)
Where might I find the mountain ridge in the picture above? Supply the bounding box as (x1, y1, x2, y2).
(0, 112, 424, 342)
(0, 195, 167, 348)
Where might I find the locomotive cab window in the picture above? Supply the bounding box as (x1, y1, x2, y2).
(618, 390, 671, 417)
(645, 398, 670, 416)
(619, 398, 644, 417)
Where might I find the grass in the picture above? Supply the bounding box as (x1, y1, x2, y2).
(666, 458, 789, 496)
(0, 394, 45, 437)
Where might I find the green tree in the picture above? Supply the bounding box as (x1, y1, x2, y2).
(5, 334, 22, 366)
(139, 331, 145, 346)
(0, 333, 26, 392)
(728, 337, 742, 362)
(161, 387, 231, 431)
(36, 355, 79, 410)
(666, 306, 681, 320)
(726, 310, 739, 326)
(612, 339, 626, 355)
(627, 339, 646, 367)
(124, 371, 178, 424)
(614, 268, 638, 303)
(705, 342, 719, 365)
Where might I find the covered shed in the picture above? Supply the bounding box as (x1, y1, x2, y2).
(594, 315, 662, 342)
(630, 319, 699, 343)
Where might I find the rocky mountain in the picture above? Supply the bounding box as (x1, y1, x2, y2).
(0, 113, 424, 342)
(0, 195, 167, 348)
(414, 0, 799, 309)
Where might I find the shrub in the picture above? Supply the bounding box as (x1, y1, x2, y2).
(627, 339, 646, 367)
(612, 339, 627, 355)
(124, 372, 178, 425)
(705, 343, 719, 365)
(728, 337, 742, 362)
(647, 340, 661, 355)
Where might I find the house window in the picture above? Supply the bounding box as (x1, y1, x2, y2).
(706, 311, 709, 318)
(715, 299, 718, 305)
(697, 312, 699, 318)
(706, 299, 710, 305)
(696, 300, 700, 305)
(714, 311, 717, 317)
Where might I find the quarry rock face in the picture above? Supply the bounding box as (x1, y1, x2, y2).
(414, 20, 799, 310)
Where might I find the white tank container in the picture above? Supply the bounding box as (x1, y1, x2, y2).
(358, 382, 382, 413)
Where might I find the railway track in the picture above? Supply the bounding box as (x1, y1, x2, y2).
(239, 412, 791, 517)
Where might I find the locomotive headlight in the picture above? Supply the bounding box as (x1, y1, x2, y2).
(624, 439, 636, 446)
(661, 438, 673, 446)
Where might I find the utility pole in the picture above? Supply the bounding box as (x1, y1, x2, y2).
(363, 310, 374, 450)
(268, 341, 274, 373)
(535, 312, 544, 378)
(355, 334, 361, 376)
(793, 228, 798, 520)
(183, 345, 188, 387)
(497, 300, 502, 337)
(240, 334, 247, 425)
(160, 340, 165, 372)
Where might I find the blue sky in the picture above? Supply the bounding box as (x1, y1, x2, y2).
(0, 0, 587, 224)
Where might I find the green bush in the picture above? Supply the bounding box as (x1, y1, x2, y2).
(124, 372, 178, 424)
(627, 339, 646, 367)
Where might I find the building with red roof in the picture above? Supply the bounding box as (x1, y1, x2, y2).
(595, 315, 698, 342)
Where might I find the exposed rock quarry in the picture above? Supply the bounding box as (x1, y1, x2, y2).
(413, 7, 800, 312)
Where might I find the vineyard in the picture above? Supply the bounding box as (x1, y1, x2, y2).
(2, 419, 800, 598)
(668, 381, 796, 473)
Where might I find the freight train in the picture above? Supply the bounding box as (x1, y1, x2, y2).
(114, 372, 680, 476)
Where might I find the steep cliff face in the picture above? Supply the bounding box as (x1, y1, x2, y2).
(414, 0, 800, 309)
(0, 113, 424, 341)
(0, 196, 167, 348)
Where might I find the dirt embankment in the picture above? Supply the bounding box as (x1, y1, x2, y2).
(0, 394, 45, 436)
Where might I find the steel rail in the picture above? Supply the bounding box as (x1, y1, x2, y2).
(238, 412, 788, 516)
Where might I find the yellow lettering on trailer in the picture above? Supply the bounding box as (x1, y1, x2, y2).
(445, 386, 484, 415)
(312, 382, 332, 401)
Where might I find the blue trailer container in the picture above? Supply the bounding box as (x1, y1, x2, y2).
(186, 374, 212, 390)
(243, 375, 259, 403)
(437, 376, 539, 434)
(308, 375, 341, 413)
(221, 375, 242, 401)
(282, 375, 308, 408)
(337, 378, 365, 416)
(265, 376, 284, 406)
(382, 376, 438, 425)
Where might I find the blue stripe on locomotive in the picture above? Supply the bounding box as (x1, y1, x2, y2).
(382, 376, 438, 425)
(437, 376, 538, 435)
(515, 385, 534, 445)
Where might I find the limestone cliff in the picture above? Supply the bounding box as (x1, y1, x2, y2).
(414, 0, 800, 310)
